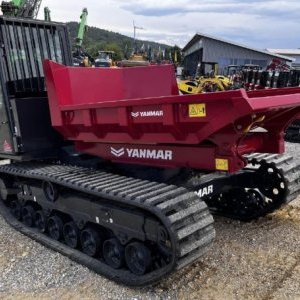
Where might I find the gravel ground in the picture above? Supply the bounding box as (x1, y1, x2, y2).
(0, 144, 299, 300)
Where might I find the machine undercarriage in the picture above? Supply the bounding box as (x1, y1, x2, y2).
(0, 145, 299, 285)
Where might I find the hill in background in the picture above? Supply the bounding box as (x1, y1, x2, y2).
(66, 22, 181, 61)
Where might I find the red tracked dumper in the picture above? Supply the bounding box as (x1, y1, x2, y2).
(1, 60, 300, 285)
(0, 19, 300, 286)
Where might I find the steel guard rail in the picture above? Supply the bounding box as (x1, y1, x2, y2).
(43, 60, 300, 173)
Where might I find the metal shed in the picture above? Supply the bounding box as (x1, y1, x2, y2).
(182, 33, 293, 77)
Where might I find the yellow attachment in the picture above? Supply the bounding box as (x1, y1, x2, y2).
(178, 75, 232, 94)
(178, 80, 200, 94)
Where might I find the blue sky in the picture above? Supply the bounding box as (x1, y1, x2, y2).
(38, 0, 300, 49)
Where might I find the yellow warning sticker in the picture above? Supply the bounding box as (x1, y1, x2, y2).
(188, 103, 206, 117)
(215, 159, 229, 171)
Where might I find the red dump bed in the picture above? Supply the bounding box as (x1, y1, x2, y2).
(44, 60, 300, 173)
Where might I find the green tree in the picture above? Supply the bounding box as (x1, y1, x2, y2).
(104, 43, 123, 60)
(67, 22, 173, 61)
(86, 41, 106, 57)
(170, 45, 182, 64)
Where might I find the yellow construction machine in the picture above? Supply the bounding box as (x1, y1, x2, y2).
(178, 76, 231, 94)
(178, 62, 232, 94)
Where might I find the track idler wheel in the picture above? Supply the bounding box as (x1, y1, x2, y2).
(63, 222, 80, 249)
(103, 238, 125, 269)
(22, 205, 35, 227)
(80, 227, 102, 257)
(35, 210, 47, 233)
(10, 200, 22, 221)
(42, 181, 59, 202)
(125, 242, 152, 275)
(257, 163, 287, 204)
(48, 215, 64, 240)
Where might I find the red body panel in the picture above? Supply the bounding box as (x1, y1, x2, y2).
(44, 60, 300, 173)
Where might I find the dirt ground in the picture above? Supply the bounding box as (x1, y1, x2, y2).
(0, 194, 299, 300)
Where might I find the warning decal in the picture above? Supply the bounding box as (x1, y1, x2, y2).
(188, 103, 206, 117)
(215, 158, 229, 171)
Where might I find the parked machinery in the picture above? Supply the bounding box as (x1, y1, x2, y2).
(265, 59, 300, 142)
(223, 61, 300, 143)
(94, 51, 116, 67)
(286, 69, 300, 142)
(178, 75, 231, 94)
(178, 62, 232, 94)
(0, 16, 300, 286)
(0, 0, 42, 18)
(72, 8, 93, 67)
(238, 60, 300, 91)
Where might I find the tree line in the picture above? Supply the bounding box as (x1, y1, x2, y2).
(67, 22, 182, 62)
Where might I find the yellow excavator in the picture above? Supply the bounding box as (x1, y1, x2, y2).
(178, 62, 232, 94)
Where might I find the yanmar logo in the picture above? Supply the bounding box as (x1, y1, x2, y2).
(131, 112, 139, 118)
(195, 185, 214, 198)
(110, 147, 173, 160)
(110, 147, 125, 157)
(131, 110, 163, 118)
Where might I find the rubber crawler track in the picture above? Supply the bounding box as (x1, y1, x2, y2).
(0, 162, 215, 286)
(285, 121, 300, 143)
(245, 152, 300, 204)
(202, 150, 300, 221)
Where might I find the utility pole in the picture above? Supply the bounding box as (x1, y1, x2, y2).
(133, 20, 144, 54)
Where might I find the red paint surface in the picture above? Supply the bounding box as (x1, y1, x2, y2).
(44, 60, 300, 173)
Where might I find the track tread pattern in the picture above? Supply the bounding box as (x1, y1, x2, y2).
(285, 121, 300, 143)
(245, 149, 300, 204)
(0, 162, 215, 286)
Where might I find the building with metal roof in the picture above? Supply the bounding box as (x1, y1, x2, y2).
(267, 49, 300, 69)
(182, 33, 294, 77)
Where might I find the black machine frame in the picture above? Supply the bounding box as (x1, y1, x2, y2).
(0, 16, 72, 159)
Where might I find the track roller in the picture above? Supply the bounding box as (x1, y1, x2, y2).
(48, 215, 64, 240)
(125, 242, 152, 275)
(80, 227, 102, 257)
(22, 205, 35, 227)
(10, 200, 22, 221)
(63, 221, 80, 249)
(103, 238, 125, 269)
(35, 210, 47, 233)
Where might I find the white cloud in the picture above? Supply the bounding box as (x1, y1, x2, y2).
(36, 0, 300, 48)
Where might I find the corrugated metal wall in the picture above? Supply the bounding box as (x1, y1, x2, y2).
(292, 55, 300, 64)
(183, 37, 287, 76)
(203, 38, 272, 73)
(292, 62, 300, 69)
